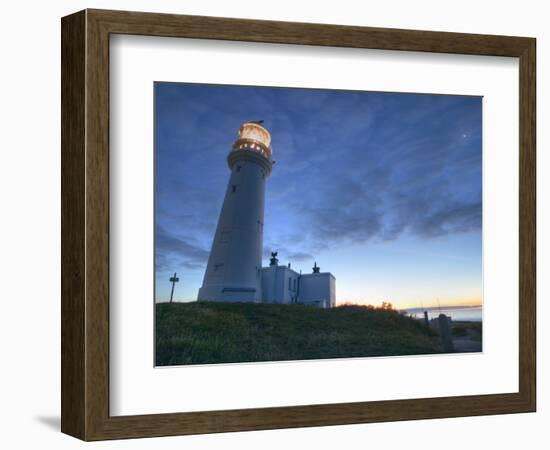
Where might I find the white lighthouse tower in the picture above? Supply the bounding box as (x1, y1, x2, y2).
(198, 121, 273, 302)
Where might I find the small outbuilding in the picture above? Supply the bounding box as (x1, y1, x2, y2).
(261, 254, 336, 308)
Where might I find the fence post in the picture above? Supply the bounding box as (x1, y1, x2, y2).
(438, 313, 455, 352)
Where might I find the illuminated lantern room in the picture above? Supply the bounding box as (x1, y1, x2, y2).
(232, 121, 272, 161)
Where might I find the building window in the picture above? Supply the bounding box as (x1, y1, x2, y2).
(236, 165, 242, 172)
(288, 278, 291, 290)
(231, 184, 237, 193)
(293, 278, 297, 291)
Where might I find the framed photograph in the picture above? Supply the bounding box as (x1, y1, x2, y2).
(61, 9, 536, 440)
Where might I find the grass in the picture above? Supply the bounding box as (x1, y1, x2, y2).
(155, 301, 442, 366)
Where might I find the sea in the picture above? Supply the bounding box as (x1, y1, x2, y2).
(401, 305, 482, 322)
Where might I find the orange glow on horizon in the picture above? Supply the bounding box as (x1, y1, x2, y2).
(335, 297, 482, 310)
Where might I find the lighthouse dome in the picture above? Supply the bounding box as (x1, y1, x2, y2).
(238, 121, 271, 148)
(229, 121, 273, 175)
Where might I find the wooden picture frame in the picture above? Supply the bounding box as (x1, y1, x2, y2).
(61, 8, 536, 441)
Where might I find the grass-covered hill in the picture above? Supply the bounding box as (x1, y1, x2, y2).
(155, 301, 442, 366)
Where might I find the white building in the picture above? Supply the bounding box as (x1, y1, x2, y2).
(198, 121, 335, 308)
(261, 255, 336, 308)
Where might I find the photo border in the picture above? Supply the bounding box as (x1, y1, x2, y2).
(61, 9, 536, 440)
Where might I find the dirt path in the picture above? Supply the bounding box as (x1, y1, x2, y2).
(452, 327, 482, 353)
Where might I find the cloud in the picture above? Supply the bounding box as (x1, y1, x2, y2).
(287, 251, 315, 261)
(282, 168, 481, 252)
(155, 83, 482, 268)
(155, 225, 209, 271)
(263, 245, 314, 263)
(411, 201, 482, 238)
(264, 95, 481, 254)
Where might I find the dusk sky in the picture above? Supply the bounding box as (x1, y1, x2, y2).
(155, 82, 482, 309)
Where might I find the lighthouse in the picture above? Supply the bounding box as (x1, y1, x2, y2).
(197, 121, 273, 302)
(197, 121, 335, 307)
